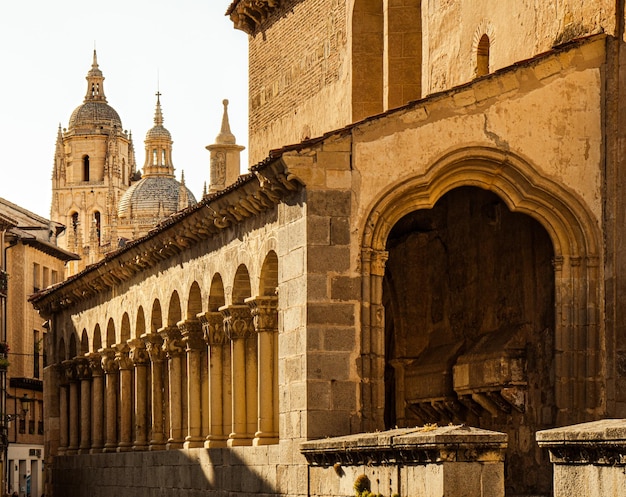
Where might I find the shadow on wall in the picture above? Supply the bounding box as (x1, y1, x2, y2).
(51, 446, 279, 496)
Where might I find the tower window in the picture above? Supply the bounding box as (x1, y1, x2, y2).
(71, 212, 79, 237)
(83, 155, 90, 181)
(94, 211, 101, 242)
(477, 34, 490, 77)
(153, 149, 158, 166)
(162, 150, 166, 166)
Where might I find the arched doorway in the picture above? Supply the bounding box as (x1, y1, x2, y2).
(383, 186, 554, 494)
(360, 147, 602, 495)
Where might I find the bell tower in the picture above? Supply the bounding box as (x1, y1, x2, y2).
(51, 51, 137, 275)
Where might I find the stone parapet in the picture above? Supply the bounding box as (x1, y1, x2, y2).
(537, 419, 626, 497)
(301, 425, 506, 497)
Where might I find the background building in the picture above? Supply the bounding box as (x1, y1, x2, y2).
(0, 198, 77, 497)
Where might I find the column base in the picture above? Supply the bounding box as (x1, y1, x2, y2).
(184, 437, 205, 449)
(253, 435, 279, 446)
(117, 444, 132, 453)
(133, 443, 149, 451)
(78, 447, 91, 455)
(227, 436, 253, 447)
(166, 440, 185, 450)
(204, 437, 228, 448)
(149, 444, 166, 451)
(89, 447, 104, 454)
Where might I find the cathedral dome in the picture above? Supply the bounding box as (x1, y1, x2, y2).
(145, 124, 171, 140)
(69, 101, 122, 129)
(117, 176, 196, 220)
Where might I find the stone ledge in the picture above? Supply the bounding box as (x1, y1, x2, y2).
(537, 419, 626, 465)
(300, 425, 507, 466)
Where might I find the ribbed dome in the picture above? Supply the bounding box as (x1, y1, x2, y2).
(118, 176, 196, 220)
(69, 101, 122, 129)
(146, 124, 171, 140)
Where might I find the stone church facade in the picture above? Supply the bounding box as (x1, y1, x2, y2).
(30, 1, 626, 496)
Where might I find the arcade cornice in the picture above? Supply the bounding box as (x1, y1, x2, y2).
(226, 0, 280, 34)
(30, 159, 302, 315)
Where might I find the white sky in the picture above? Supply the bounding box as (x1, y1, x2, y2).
(0, 1, 249, 219)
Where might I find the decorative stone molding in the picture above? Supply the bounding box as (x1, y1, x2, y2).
(301, 425, 507, 466)
(227, 0, 281, 35)
(537, 419, 626, 465)
(114, 343, 133, 371)
(74, 357, 92, 380)
(86, 352, 103, 376)
(143, 333, 165, 363)
(100, 348, 118, 374)
(62, 360, 78, 382)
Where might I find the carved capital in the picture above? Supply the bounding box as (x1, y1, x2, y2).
(128, 338, 149, 366)
(198, 311, 227, 345)
(142, 333, 165, 363)
(100, 348, 119, 374)
(246, 296, 278, 333)
(75, 357, 92, 380)
(220, 304, 254, 340)
(370, 250, 389, 277)
(178, 319, 205, 351)
(114, 343, 133, 371)
(86, 352, 104, 377)
(62, 359, 78, 382)
(159, 326, 184, 358)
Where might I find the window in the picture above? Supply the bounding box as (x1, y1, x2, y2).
(477, 34, 490, 77)
(34, 330, 40, 379)
(83, 155, 90, 181)
(162, 150, 166, 166)
(33, 263, 41, 293)
(42, 267, 50, 289)
(152, 149, 158, 165)
(71, 212, 79, 237)
(94, 211, 101, 242)
(51, 270, 58, 285)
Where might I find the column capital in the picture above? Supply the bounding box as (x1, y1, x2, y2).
(75, 357, 92, 380)
(99, 348, 119, 374)
(142, 333, 165, 363)
(86, 352, 104, 377)
(114, 343, 133, 371)
(159, 326, 185, 358)
(198, 311, 227, 345)
(128, 338, 150, 366)
(62, 359, 78, 382)
(220, 304, 254, 340)
(178, 319, 205, 351)
(245, 296, 278, 333)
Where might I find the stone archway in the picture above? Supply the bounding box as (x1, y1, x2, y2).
(360, 146, 602, 428)
(360, 147, 602, 494)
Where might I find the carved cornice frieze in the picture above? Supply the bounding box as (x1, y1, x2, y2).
(246, 296, 278, 333)
(198, 311, 227, 346)
(114, 343, 133, 371)
(62, 360, 78, 382)
(547, 445, 626, 465)
(227, 0, 281, 35)
(31, 161, 303, 315)
(220, 304, 255, 340)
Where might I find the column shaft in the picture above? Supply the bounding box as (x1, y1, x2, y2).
(144, 333, 166, 451)
(130, 338, 149, 451)
(87, 353, 104, 453)
(161, 326, 185, 449)
(101, 348, 119, 453)
(180, 319, 204, 448)
(76, 358, 92, 453)
(116, 343, 133, 452)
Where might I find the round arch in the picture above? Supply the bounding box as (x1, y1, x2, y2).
(359, 146, 603, 430)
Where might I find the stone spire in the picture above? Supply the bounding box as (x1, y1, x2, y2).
(84, 50, 107, 103)
(206, 99, 245, 194)
(142, 92, 175, 177)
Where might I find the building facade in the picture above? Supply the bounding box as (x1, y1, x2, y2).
(0, 199, 77, 497)
(30, 1, 626, 496)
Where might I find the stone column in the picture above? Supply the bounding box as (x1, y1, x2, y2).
(62, 360, 79, 455)
(58, 364, 70, 456)
(144, 333, 166, 450)
(129, 338, 149, 451)
(221, 304, 254, 446)
(199, 311, 229, 447)
(101, 348, 119, 453)
(179, 319, 205, 449)
(161, 326, 185, 449)
(247, 296, 279, 445)
(87, 352, 105, 453)
(115, 343, 133, 452)
(75, 357, 92, 454)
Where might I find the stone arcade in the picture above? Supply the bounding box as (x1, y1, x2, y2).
(30, 1, 626, 496)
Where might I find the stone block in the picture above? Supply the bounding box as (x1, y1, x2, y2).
(316, 151, 351, 170)
(308, 302, 356, 326)
(326, 169, 352, 189)
(534, 57, 563, 81)
(307, 352, 350, 380)
(307, 215, 331, 245)
(452, 88, 476, 107)
(330, 275, 360, 301)
(308, 245, 351, 272)
(330, 216, 350, 245)
(307, 190, 351, 217)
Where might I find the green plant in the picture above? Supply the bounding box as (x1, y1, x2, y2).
(0, 357, 10, 370)
(354, 474, 370, 497)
